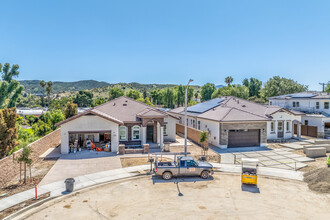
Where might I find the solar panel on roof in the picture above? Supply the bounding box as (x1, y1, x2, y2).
(290, 93, 317, 98)
(187, 98, 224, 113)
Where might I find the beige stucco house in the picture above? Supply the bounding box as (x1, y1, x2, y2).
(56, 96, 178, 154)
(170, 96, 304, 149)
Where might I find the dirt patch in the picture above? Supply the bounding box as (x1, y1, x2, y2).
(120, 157, 172, 168)
(0, 158, 57, 197)
(199, 206, 206, 210)
(82, 200, 88, 203)
(63, 204, 71, 209)
(304, 167, 330, 193)
(0, 192, 50, 219)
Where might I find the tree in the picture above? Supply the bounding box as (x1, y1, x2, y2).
(0, 107, 19, 158)
(0, 63, 24, 108)
(212, 85, 249, 99)
(194, 91, 199, 100)
(64, 100, 78, 119)
(94, 97, 107, 106)
(201, 83, 216, 101)
(73, 90, 94, 107)
(126, 90, 141, 100)
(260, 76, 308, 98)
(163, 88, 175, 108)
(225, 76, 234, 94)
(109, 87, 124, 100)
(325, 84, 330, 93)
(247, 96, 266, 104)
(199, 131, 208, 156)
(150, 89, 163, 105)
(46, 81, 53, 105)
(143, 89, 148, 99)
(16, 146, 33, 183)
(242, 77, 262, 97)
(32, 120, 52, 137)
(50, 110, 65, 129)
(40, 80, 46, 107)
(175, 85, 185, 107)
(144, 97, 154, 106)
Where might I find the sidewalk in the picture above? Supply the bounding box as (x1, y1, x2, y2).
(0, 165, 149, 212)
(0, 162, 304, 213)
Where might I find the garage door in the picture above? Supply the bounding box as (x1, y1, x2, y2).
(228, 129, 260, 147)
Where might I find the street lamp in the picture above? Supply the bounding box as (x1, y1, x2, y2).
(184, 79, 193, 156)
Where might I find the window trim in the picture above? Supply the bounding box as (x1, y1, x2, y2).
(316, 102, 320, 109)
(163, 125, 167, 135)
(270, 121, 275, 133)
(286, 120, 291, 133)
(325, 102, 329, 109)
(131, 125, 140, 140)
(119, 126, 127, 140)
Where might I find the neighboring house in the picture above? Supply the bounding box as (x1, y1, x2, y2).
(268, 92, 330, 138)
(170, 96, 304, 149)
(55, 96, 178, 154)
(16, 107, 46, 116)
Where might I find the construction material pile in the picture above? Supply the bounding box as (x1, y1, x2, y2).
(304, 167, 330, 193)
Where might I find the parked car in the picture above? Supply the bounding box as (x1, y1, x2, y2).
(154, 156, 214, 180)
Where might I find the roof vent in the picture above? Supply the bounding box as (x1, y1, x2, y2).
(113, 103, 116, 106)
(242, 105, 246, 107)
(123, 103, 127, 106)
(237, 100, 240, 104)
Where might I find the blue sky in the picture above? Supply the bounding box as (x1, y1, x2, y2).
(1, 0, 329, 90)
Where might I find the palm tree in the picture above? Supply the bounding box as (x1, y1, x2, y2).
(39, 80, 46, 107)
(46, 81, 53, 107)
(225, 76, 234, 95)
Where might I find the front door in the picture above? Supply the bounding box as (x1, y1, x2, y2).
(147, 126, 153, 142)
(277, 121, 284, 138)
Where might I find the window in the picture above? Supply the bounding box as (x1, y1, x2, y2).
(296, 102, 300, 107)
(163, 125, 167, 135)
(198, 121, 201, 130)
(305, 120, 308, 125)
(132, 126, 140, 140)
(293, 102, 296, 107)
(192, 120, 196, 128)
(316, 102, 320, 109)
(271, 122, 275, 132)
(119, 126, 127, 140)
(286, 121, 290, 132)
(270, 101, 273, 105)
(186, 160, 197, 167)
(325, 102, 329, 109)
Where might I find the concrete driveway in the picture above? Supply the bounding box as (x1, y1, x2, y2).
(211, 146, 314, 170)
(39, 151, 122, 185)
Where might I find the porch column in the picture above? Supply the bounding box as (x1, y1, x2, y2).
(160, 126, 164, 148)
(297, 123, 301, 138)
(142, 126, 147, 145)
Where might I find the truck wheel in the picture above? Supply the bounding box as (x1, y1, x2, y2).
(201, 170, 209, 179)
(162, 171, 172, 180)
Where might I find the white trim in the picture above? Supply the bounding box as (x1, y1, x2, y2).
(132, 125, 141, 140)
(119, 126, 128, 141)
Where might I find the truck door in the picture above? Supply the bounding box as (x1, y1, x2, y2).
(186, 160, 199, 176)
(179, 160, 187, 176)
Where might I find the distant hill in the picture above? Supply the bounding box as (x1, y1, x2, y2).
(19, 80, 201, 96)
(19, 80, 110, 94)
(216, 85, 225, 89)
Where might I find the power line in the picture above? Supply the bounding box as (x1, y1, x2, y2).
(319, 82, 330, 92)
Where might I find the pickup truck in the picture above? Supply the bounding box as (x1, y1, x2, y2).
(154, 156, 214, 180)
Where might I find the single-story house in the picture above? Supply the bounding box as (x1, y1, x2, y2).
(55, 96, 178, 154)
(170, 96, 304, 149)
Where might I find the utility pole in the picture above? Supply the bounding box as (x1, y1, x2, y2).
(184, 79, 193, 156)
(319, 82, 330, 92)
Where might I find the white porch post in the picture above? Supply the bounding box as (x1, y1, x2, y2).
(160, 126, 164, 148)
(297, 123, 301, 138)
(142, 126, 147, 144)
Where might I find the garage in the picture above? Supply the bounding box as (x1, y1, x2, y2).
(228, 129, 260, 147)
(68, 130, 112, 152)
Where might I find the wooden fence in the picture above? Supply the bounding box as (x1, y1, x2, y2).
(294, 124, 318, 137)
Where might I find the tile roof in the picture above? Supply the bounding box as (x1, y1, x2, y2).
(56, 96, 173, 126)
(170, 96, 304, 122)
(268, 91, 330, 100)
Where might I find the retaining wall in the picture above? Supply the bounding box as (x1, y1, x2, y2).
(0, 129, 61, 188)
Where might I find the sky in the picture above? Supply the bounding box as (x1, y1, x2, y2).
(1, 0, 330, 90)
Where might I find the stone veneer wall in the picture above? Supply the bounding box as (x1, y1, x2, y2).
(220, 122, 267, 146)
(0, 129, 61, 188)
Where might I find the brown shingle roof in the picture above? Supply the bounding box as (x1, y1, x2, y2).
(56, 96, 174, 127)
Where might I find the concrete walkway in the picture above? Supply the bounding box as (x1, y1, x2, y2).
(0, 162, 304, 213)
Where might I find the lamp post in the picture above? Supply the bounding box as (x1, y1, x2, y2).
(184, 79, 194, 156)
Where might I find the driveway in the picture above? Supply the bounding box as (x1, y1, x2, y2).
(211, 146, 314, 170)
(39, 151, 122, 185)
(23, 174, 330, 220)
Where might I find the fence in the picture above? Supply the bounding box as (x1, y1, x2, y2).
(294, 124, 318, 137)
(176, 123, 208, 146)
(0, 129, 61, 188)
